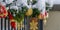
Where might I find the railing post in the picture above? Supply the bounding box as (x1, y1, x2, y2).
(5, 17, 8, 30)
(1, 18, 3, 30)
(39, 19, 43, 30)
(8, 18, 10, 30)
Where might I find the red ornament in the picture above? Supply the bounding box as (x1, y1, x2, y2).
(38, 13, 44, 19)
(8, 11, 16, 30)
(11, 22, 16, 29)
(8, 11, 14, 20)
(44, 11, 49, 18)
(0, 5, 8, 18)
(45, 11, 47, 16)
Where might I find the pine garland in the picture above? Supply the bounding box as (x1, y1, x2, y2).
(31, 8, 40, 17)
(9, 6, 28, 23)
(6, 0, 17, 7)
(27, 0, 37, 5)
(32, 0, 37, 5)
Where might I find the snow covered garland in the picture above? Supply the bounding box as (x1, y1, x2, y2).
(0, 0, 50, 30)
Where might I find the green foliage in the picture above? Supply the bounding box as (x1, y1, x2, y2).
(6, 3, 12, 7)
(32, 0, 37, 5)
(9, 9, 17, 14)
(46, 2, 50, 10)
(27, 0, 37, 5)
(6, 0, 17, 7)
(46, 7, 50, 10)
(21, 6, 28, 15)
(9, 6, 28, 23)
(14, 11, 24, 23)
(31, 8, 40, 17)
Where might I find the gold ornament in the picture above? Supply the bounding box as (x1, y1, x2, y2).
(17, 22, 24, 30)
(30, 20, 38, 30)
(43, 19, 47, 25)
(0, 4, 8, 18)
(17, 23, 21, 30)
(38, 14, 44, 19)
(26, 8, 33, 16)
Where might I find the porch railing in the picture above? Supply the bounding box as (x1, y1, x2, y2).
(0, 17, 43, 30)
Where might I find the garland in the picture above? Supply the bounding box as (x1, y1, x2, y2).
(27, 0, 37, 5)
(3, 0, 48, 30)
(10, 6, 28, 23)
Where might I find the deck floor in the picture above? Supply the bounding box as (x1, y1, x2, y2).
(44, 11, 60, 30)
